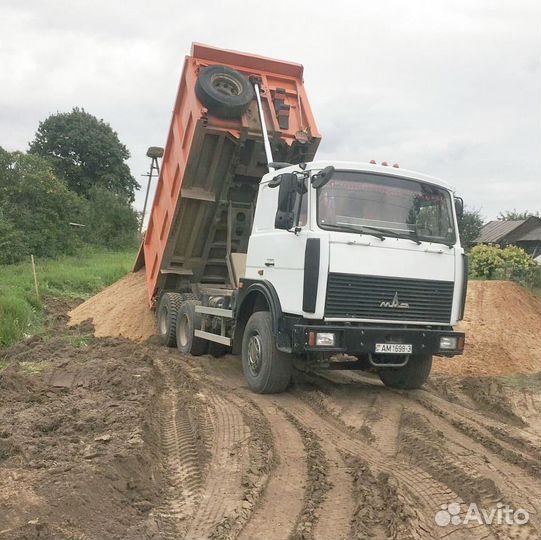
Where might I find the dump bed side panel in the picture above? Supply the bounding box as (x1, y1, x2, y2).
(140, 44, 321, 306)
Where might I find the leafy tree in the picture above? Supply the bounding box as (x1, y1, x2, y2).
(458, 207, 484, 248)
(0, 147, 85, 263)
(0, 209, 27, 264)
(29, 108, 139, 202)
(82, 186, 139, 249)
(497, 209, 540, 221)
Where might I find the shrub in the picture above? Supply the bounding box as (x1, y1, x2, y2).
(0, 149, 85, 263)
(81, 186, 139, 249)
(470, 244, 537, 281)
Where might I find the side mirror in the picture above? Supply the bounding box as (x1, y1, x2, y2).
(268, 172, 295, 188)
(311, 166, 335, 189)
(274, 173, 299, 230)
(454, 197, 464, 220)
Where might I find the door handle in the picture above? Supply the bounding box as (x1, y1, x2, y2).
(264, 260, 275, 267)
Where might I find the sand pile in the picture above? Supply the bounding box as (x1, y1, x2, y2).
(433, 280, 541, 376)
(68, 270, 156, 341)
(69, 270, 540, 378)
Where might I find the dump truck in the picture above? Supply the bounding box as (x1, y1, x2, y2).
(135, 43, 467, 394)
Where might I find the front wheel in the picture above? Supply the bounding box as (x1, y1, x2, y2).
(378, 354, 432, 389)
(242, 311, 292, 394)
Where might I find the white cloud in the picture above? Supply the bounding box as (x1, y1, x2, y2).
(0, 0, 539, 220)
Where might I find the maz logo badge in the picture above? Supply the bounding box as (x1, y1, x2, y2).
(380, 292, 409, 309)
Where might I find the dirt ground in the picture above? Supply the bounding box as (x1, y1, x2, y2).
(68, 270, 157, 342)
(1, 283, 540, 540)
(68, 274, 541, 378)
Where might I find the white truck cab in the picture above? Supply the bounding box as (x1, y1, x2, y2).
(231, 161, 467, 392)
(246, 161, 466, 324)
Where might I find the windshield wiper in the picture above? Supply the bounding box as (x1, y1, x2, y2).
(323, 223, 386, 241)
(385, 230, 422, 245)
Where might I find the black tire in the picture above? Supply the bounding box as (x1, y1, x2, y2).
(242, 311, 292, 394)
(157, 292, 182, 347)
(378, 354, 433, 390)
(195, 65, 254, 119)
(176, 300, 208, 356)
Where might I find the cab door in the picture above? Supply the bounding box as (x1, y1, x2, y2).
(245, 179, 310, 316)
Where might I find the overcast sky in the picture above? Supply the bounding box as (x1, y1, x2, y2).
(1, 0, 539, 220)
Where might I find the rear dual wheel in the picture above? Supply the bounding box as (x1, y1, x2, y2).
(157, 292, 183, 347)
(176, 300, 208, 356)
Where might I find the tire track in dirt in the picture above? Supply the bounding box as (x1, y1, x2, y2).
(238, 403, 307, 540)
(185, 393, 249, 540)
(283, 410, 332, 540)
(311, 442, 355, 540)
(399, 410, 540, 540)
(396, 396, 541, 518)
(210, 359, 487, 538)
(284, 389, 492, 540)
(406, 391, 540, 478)
(361, 393, 403, 457)
(152, 359, 205, 539)
(304, 369, 540, 521)
(210, 397, 274, 540)
(320, 369, 540, 477)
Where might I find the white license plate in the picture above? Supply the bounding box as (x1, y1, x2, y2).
(375, 343, 412, 354)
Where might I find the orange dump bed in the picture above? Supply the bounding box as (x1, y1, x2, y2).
(135, 43, 321, 306)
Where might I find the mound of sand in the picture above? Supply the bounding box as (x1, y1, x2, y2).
(68, 270, 156, 342)
(69, 271, 540, 377)
(433, 280, 541, 377)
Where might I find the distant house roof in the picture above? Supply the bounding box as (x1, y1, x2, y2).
(518, 225, 541, 242)
(475, 220, 525, 244)
(475, 216, 541, 244)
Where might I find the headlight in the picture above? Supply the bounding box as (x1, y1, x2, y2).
(439, 336, 458, 350)
(316, 332, 335, 347)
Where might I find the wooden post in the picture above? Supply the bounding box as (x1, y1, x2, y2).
(31, 255, 40, 301)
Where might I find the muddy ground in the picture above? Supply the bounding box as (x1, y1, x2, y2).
(1, 301, 540, 540)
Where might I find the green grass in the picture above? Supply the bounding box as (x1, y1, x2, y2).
(0, 247, 137, 348)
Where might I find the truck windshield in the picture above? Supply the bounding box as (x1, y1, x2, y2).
(317, 171, 456, 245)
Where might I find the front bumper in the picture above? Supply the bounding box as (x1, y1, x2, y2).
(291, 324, 465, 357)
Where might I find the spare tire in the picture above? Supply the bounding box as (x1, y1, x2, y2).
(195, 65, 254, 119)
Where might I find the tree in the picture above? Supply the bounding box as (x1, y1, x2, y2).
(82, 186, 139, 248)
(0, 147, 85, 263)
(458, 207, 484, 248)
(29, 108, 139, 202)
(497, 209, 540, 221)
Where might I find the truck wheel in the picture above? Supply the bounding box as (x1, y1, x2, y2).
(157, 292, 182, 347)
(242, 311, 292, 394)
(176, 300, 208, 356)
(195, 65, 254, 119)
(378, 354, 432, 390)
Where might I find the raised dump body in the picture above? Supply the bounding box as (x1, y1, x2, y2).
(136, 43, 321, 305)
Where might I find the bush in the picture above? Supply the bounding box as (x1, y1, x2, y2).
(0, 149, 85, 263)
(81, 186, 139, 249)
(470, 244, 537, 282)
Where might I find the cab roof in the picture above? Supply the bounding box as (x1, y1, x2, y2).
(262, 161, 455, 192)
